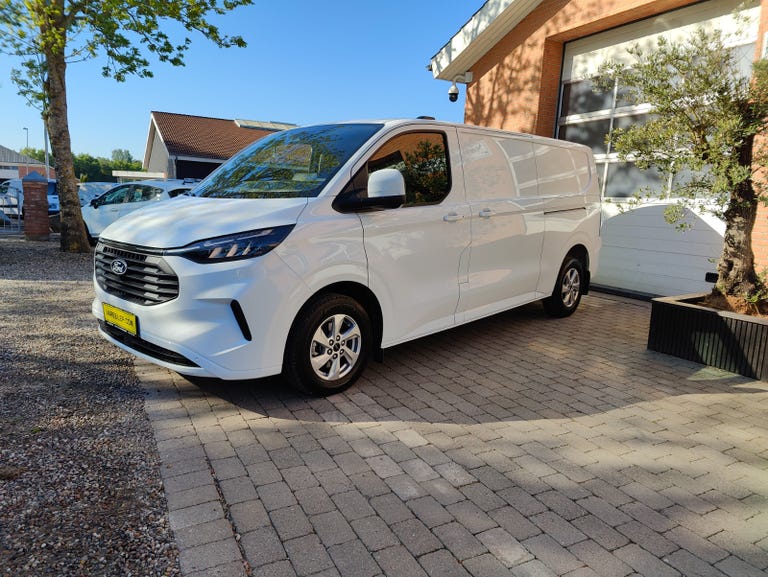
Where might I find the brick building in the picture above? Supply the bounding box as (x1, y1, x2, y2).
(430, 0, 766, 296)
(0, 144, 55, 181)
(143, 112, 296, 180)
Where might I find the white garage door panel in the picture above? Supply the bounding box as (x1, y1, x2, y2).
(594, 204, 724, 296)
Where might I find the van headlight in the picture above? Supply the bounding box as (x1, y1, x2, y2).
(165, 225, 295, 263)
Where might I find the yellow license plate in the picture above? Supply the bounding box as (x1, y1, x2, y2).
(103, 303, 138, 336)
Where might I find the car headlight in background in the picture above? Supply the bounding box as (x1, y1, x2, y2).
(165, 225, 295, 263)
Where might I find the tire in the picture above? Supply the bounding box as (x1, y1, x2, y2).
(283, 293, 372, 395)
(543, 256, 585, 317)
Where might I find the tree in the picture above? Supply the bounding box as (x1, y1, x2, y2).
(73, 153, 103, 182)
(0, 0, 252, 253)
(595, 27, 768, 303)
(21, 147, 46, 163)
(110, 149, 142, 173)
(111, 148, 134, 164)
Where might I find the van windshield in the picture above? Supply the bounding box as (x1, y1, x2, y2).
(195, 123, 383, 199)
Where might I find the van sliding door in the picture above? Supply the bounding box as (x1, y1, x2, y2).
(456, 131, 545, 322)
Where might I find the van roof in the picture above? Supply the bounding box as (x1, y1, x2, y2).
(325, 118, 589, 150)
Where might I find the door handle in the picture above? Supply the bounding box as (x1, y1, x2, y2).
(479, 208, 495, 218)
(443, 212, 464, 222)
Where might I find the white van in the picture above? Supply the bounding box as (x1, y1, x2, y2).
(0, 177, 59, 216)
(92, 120, 601, 395)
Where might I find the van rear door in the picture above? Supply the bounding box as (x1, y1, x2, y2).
(534, 142, 594, 291)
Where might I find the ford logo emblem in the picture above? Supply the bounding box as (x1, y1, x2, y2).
(111, 259, 128, 275)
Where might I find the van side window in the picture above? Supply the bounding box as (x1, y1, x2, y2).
(535, 144, 591, 196)
(368, 132, 450, 206)
(460, 132, 538, 201)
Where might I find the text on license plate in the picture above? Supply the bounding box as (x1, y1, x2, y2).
(103, 303, 138, 336)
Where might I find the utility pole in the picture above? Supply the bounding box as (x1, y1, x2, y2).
(43, 121, 50, 179)
(22, 127, 28, 177)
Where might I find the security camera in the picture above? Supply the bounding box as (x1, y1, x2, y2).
(448, 82, 459, 102)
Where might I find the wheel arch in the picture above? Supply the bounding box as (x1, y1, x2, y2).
(288, 281, 384, 357)
(565, 244, 591, 294)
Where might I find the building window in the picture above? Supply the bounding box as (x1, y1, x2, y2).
(556, 0, 758, 198)
(558, 77, 661, 198)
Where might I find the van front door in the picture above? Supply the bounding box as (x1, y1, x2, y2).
(456, 130, 545, 322)
(354, 129, 471, 346)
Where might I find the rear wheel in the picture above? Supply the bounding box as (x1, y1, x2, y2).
(543, 256, 584, 317)
(283, 293, 372, 395)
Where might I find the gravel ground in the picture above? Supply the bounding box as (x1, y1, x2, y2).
(0, 235, 180, 577)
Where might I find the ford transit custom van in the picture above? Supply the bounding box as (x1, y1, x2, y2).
(93, 120, 601, 395)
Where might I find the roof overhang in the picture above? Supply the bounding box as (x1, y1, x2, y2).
(429, 0, 544, 81)
(234, 119, 297, 131)
(113, 170, 167, 179)
(170, 155, 226, 164)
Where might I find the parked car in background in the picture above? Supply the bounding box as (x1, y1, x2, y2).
(0, 178, 59, 217)
(81, 179, 197, 243)
(78, 182, 115, 207)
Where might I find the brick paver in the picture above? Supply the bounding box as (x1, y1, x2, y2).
(138, 294, 768, 576)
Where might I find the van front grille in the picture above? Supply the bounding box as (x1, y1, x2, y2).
(95, 241, 179, 305)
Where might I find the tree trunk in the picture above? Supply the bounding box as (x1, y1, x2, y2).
(42, 8, 90, 253)
(716, 137, 759, 297)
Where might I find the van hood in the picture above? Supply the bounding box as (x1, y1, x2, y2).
(99, 196, 309, 248)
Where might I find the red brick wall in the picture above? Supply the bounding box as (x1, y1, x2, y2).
(464, 0, 701, 135)
(753, 2, 768, 272)
(22, 177, 50, 241)
(18, 165, 56, 179)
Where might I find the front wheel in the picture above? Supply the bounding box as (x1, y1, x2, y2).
(283, 294, 372, 395)
(543, 257, 585, 317)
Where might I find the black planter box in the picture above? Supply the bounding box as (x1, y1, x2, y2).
(648, 293, 768, 379)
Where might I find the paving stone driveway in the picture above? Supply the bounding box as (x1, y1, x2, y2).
(137, 293, 768, 577)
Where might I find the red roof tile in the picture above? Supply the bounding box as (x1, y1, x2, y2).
(151, 111, 291, 160)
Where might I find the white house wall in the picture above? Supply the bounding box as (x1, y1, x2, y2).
(146, 129, 170, 177)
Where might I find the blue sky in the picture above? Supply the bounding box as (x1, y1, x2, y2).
(0, 1, 476, 161)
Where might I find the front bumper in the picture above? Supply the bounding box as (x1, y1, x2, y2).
(93, 249, 308, 380)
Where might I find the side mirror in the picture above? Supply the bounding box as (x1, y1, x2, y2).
(368, 168, 405, 199)
(333, 168, 406, 213)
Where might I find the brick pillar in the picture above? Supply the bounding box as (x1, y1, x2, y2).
(23, 171, 49, 241)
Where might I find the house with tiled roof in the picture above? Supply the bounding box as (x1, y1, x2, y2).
(0, 144, 55, 181)
(143, 111, 296, 180)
